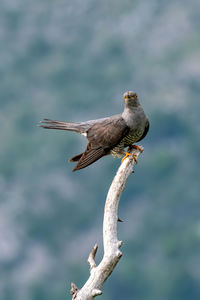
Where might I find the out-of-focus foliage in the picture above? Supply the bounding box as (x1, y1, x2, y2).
(0, 0, 200, 299)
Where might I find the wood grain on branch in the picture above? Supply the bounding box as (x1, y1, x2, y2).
(70, 146, 144, 299)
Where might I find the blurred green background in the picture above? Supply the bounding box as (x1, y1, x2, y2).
(0, 0, 200, 299)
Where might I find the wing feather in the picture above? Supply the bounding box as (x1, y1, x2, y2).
(73, 146, 106, 171)
(87, 117, 129, 148)
(73, 116, 129, 171)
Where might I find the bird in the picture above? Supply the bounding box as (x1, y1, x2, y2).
(39, 91, 149, 171)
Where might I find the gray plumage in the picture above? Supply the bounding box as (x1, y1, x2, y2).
(39, 91, 149, 171)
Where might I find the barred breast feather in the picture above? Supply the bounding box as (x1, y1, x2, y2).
(111, 128, 145, 157)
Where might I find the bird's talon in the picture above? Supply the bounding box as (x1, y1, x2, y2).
(121, 152, 131, 163)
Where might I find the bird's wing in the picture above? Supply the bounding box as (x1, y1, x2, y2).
(73, 117, 129, 171)
(87, 116, 129, 148)
(72, 146, 106, 171)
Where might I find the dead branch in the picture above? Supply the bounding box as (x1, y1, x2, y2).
(70, 146, 144, 299)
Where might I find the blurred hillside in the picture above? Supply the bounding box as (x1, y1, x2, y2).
(0, 0, 200, 299)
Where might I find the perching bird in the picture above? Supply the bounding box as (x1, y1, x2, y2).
(40, 91, 149, 171)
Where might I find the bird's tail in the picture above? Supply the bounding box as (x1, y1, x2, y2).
(39, 118, 85, 133)
(69, 153, 83, 162)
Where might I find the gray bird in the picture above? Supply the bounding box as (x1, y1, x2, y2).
(39, 91, 149, 171)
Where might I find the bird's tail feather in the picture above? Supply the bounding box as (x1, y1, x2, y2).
(39, 119, 84, 133)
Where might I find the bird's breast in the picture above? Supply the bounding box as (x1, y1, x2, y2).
(122, 129, 143, 145)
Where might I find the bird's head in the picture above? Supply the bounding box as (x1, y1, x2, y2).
(123, 91, 138, 101)
(123, 91, 139, 108)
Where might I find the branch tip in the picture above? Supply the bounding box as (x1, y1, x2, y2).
(70, 282, 79, 297)
(117, 250, 122, 258)
(93, 243, 98, 253)
(92, 289, 102, 297)
(88, 243, 98, 270)
(117, 217, 124, 222)
(118, 240, 123, 248)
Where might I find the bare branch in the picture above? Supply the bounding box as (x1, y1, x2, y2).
(71, 146, 144, 299)
(88, 244, 98, 271)
(70, 282, 79, 299)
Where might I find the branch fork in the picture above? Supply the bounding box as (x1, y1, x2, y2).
(70, 146, 144, 299)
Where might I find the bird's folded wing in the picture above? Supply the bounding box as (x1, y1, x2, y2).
(87, 117, 129, 148)
(73, 117, 130, 171)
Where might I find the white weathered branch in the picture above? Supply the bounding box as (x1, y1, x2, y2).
(88, 243, 98, 271)
(70, 146, 144, 299)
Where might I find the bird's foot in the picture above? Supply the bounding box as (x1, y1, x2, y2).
(121, 145, 143, 164)
(121, 152, 131, 163)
